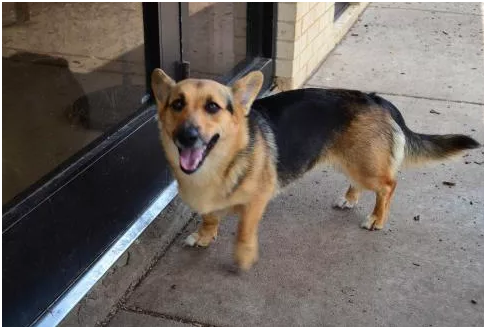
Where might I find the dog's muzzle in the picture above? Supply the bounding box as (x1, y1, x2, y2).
(174, 123, 219, 174)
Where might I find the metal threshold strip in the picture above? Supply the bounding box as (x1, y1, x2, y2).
(32, 181, 178, 327)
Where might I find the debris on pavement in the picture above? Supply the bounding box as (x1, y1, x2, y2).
(442, 181, 456, 187)
(429, 109, 441, 114)
(413, 215, 420, 221)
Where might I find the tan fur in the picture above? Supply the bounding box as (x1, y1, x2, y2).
(323, 109, 399, 230)
(152, 69, 275, 270)
(152, 68, 478, 269)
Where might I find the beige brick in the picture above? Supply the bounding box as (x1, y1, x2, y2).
(298, 31, 307, 54)
(299, 43, 313, 69)
(324, 2, 334, 12)
(301, 10, 313, 34)
(294, 35, 304, 57)
(275, 2, 370, 90)
(296, 3, 304, 20)
(306, 20, 320, 45)
(275, 59, 295, 77)
(296, 2, 309, 20)
(307, 54, 318, 75)
(294, 54, 302, 73)
(310, 3, 321, 21)
(276, 40, 295, 60)
(319, 6, 334, 32)
(301, 63, 308, 79)
(278, 2, 297, 22)
(309, 35, 319, 57)
(295, 18, 303, 39)
(318, 2, 329, 15)
(277, 21, 297, 41)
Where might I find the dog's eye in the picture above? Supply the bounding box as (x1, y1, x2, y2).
(171, 99, 184, 112)
(205, 102, 220, 114)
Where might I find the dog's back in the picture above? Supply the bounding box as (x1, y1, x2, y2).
(252, 88, 479, 189)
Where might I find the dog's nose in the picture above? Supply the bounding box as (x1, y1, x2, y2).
(176, 124, 200, 148)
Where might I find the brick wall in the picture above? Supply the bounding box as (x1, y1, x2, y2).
(275, 2, 369, 90)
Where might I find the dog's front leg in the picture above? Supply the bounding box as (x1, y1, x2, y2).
(185, 212, 222, 247)
(234, 195, 271, 270)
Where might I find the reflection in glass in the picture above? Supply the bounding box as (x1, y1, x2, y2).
(2, 3, 145, 204)
(186, 3, 247, 79)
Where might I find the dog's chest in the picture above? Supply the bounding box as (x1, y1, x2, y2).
(177, 177, 252, 215)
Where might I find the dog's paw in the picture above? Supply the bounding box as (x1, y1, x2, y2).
(333, 196, 357, 210)
(360, 215, 384, 230)
(184, 232, 216, 247)
(234, 241, 258, 271)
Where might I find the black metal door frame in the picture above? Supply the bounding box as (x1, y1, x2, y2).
(2, 3, 277, 326)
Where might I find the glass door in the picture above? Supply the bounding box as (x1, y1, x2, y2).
(179, 2, 275, 89)
(182, 3, 248, 79)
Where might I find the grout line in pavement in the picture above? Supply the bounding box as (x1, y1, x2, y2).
(98, 213, 198, 326)
(304, 84, 484, 106)
(369, 5, 483, 17)
(121, 306, 216, 327)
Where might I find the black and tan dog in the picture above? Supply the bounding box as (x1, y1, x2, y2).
(151, 69, 480, 270)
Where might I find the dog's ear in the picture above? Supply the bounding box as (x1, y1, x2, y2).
(231, 71, 264, 115)
(151, 68, 175, 106)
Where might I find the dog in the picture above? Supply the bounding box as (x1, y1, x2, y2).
(151, 68, 480, 270)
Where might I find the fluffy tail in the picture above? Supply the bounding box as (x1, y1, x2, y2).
(367, 92, 481, 166)
(404, 132, 480, 165)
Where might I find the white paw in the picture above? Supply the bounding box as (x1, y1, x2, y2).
(360, 215, 384, 230)
(184, 233, 198, 246)
(184, 232, 216, 247)
(333, 197, 357, 209)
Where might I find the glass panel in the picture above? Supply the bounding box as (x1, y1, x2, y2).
(186, 3, 247, 79)
(2, 3, 146, 204)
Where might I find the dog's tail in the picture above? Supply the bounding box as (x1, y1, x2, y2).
(403, 132, 480, 166)
(368, 92, 481, 166)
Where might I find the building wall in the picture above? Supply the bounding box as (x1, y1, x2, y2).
(275, 2, 369, 90)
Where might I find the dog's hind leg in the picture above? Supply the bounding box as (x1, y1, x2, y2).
(185, 212, 222, 247)
(360, 178, 397, 230)
(334, 184, 362, 209)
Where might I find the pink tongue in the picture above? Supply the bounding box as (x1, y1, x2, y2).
(180, 148, 205, 171)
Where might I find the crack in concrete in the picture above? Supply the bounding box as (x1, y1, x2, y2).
(304, 84, 484, 106)
(97, 212, 198, 327)
(369, 6, 483, 17)
(121, 306, 216, 327)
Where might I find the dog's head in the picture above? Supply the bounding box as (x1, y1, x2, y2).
(151, 69, 263, 175)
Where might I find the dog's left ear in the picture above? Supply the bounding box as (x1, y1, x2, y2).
(151, 68, 175, 106)
(232, 71, 264, 115)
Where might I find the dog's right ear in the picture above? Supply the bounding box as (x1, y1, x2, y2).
(151, 68, 175, 105)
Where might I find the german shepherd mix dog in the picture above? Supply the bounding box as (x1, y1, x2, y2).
(152, 69, 480, 270)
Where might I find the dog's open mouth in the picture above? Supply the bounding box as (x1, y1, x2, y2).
(178, 134, 220, 174)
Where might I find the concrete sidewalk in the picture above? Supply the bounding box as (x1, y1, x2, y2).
(63, 3, 484, 327)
